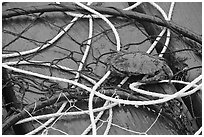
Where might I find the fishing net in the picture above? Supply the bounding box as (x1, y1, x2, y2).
(2, 2, 202, 135)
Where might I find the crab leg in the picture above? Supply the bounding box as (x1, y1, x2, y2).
(140, 71, 166, 83)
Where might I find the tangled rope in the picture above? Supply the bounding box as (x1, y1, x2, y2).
(2, 2, 202, 135)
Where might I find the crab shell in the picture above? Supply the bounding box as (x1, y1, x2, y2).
(108, 51, 173, 83)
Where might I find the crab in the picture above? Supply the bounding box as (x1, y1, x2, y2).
(108, 51, 173, 83)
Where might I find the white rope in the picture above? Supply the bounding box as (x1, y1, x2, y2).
(3, 2, 201, 135)
(103, 103, 113, 135)
(3, 60, 97, 84)
(159, 2, 175, 57)
(75, 2, 121, 51)
(88, 71, 111, 135)
(146, 2, 168, 54)
(2, 15, 79, 59)
(3, 64, 201, 106)
(194, 126, 202, 135)
(74, 3, 93, 82)
(16, 102, 118, 125)
(81, 100, 111, 135)
(130, 82, 201, 98)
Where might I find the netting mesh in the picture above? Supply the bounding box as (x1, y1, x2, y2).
(2, 2, 202, 135)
